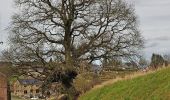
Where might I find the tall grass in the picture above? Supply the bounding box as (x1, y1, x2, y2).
(79, 67, 170, 100)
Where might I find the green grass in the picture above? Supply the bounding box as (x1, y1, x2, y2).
(79, 67, 170, 100)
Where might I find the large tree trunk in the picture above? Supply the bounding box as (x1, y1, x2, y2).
(65, 47, 73, 69)
(64, 21, 73, 70)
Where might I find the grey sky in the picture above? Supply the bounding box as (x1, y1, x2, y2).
(0, 0, 170, 59)
(131, 0, 170, 59)
(0, 0, 14, 50)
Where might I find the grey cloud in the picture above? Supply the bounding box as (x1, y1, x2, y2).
(133, 0, 170, 7)
(145, 42, 158, 48)
(148, 36, 170, 42)
(1, 0, 170, 59)
(131, 0, 170, 58)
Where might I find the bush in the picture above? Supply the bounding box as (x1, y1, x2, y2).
(73, 72, 101, 94)
(150, 53, 165, 69)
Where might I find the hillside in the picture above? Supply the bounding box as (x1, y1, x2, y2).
(79, 67, 170, 100)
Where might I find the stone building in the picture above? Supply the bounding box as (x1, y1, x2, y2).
(0, 72, 7, 100)
(13, 79, 42, 98)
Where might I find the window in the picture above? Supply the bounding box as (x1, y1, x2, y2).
(24, 90, 27, 94)
(36, 89, 39, 93)
(30, 89, 33, 93)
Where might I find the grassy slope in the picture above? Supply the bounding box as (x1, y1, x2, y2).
(79, 67, 170, 100)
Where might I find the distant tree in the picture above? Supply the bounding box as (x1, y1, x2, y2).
(138, 57, 148, 68)
(162, 54, 169, 67)
(150, 53, 165, 69)
(164, 54, 170, 64)
(0, 41, 3, 44)
(7, 0, 143, 97)
(103, 57, 122, 67)
(164, 60, 168, 67)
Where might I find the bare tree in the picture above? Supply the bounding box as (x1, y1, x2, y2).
(150, 53, 165, 69)
(164, 54, 170, 63)
(138, 56, 148, 68)
(7, 0, 143, 97)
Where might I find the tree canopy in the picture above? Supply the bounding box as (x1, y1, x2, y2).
(150, 53, 165, 69)
(6, 0, 143, 96)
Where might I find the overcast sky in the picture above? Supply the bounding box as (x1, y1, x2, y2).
(0, 0, 170, 59)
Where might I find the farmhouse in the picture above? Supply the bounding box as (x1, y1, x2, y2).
(13, 78, 42, 98)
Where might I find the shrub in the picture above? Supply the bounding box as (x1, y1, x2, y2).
(73, 72, 101, 94)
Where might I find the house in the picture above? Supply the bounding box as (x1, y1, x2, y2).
(0, 72, 7, 100)
(13, 78, 42, 98)
(123, 61, 139, 70)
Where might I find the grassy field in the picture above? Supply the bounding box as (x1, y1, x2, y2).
(79, 67, 170, 100)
